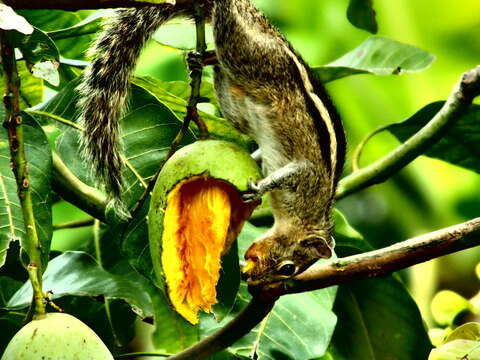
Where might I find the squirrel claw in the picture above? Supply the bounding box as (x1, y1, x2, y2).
(241, 178, 262, 202)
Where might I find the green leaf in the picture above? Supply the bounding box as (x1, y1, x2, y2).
(347, 0, 378, 34)
(333, 208, 371, 253)
(0, 312, 24, 355)
(213, 240, 240, 321)
(388, 102, 480, 175)
(6, 26, 59, 64)
(445, 322, 480, 343)
(153, 21, 214, 50)
(132, 76, 251, 149)
(0, 61, 43, 111)
(314, 36, 435, 83)
(428, 339, 480, 360)
(17, 10, 88, 32)
(17, 9, 100, 61)
(47, 15, 103, 41)
(0, 277, 22, 308)
(0, 112, 52, 269)
(53, 295, 137, 349)
(330, 277, 432, 360)
(150, 284, 198, 353)
(87, 218, 198, 353)
(5, 251, 153, 318)
(152, 79, 219, 108)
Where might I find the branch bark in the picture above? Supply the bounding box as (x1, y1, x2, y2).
(168, 217, 480, 359)
(1, 30, 46, 318)
(6, 0, 204, 10)
(5, 0, 174, 11)
(336, 65, 480, 199)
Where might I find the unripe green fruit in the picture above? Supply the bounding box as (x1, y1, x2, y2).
(1, 313, 113, 360)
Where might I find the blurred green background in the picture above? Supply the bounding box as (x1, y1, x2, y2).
(52, 0, 480, 325)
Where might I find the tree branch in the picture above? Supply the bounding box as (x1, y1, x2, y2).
(1, 30, 46, 318)
(168, 217, 480, 359)
(336, 65, 480, 199)
(5, 0, 176, 11)
(284, 216, 480, 294)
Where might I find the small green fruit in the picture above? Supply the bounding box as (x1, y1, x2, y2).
(1, 313, 113, 360)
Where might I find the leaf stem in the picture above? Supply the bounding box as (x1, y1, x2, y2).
(1, 31, 45, 317)
(337, 65, 480, 199)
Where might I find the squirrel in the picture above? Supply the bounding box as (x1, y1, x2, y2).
(78, 0, 346, 285)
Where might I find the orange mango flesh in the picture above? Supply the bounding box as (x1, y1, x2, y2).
(161, 176, 233, 325)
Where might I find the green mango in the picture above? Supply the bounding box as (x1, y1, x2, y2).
(148, 139, 261, 323)
(1, 312, 113, 360)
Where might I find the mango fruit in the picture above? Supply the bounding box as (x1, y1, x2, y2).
(148, 140, 261, 324)
(1, 312, 113, 359)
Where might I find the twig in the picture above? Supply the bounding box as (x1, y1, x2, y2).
(351, 124, 391, 172)
(1, 31, 46, 318)
(168, 217, 480, 359)
(53, 217, 95, 230)
(337, 65, 480, 199)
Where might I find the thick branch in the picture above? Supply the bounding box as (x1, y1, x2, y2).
(169, 217, 480, 359)
(336, 65, 480, 199)
(5, 0, 176, 11)
(284, 217, 480, 294)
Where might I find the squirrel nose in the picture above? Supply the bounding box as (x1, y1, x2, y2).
(244, 241, 263, 261)
(241, 259, 256, 274)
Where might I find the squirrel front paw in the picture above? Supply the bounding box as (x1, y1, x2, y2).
(241, 178, 263, 203)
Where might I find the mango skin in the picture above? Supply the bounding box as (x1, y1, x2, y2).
(148, 139, 261, 287)
(1, 313, 113, 360)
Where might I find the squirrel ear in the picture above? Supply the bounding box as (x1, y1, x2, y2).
(300, 236, 333, 259)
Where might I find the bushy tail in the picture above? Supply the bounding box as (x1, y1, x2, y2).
(77, 5, 181, 216)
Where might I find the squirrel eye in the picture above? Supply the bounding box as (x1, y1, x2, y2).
(277, 262, 296, 276)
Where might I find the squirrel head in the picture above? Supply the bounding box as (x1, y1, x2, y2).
(242, 225, 334, 285)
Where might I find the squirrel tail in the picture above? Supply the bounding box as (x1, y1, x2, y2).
(77, 5, 180, 217)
